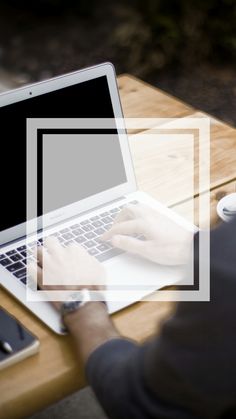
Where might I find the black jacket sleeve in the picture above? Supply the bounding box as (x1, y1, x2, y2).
(86, 219, 236, 419)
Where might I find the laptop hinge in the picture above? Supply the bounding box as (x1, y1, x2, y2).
(1, 196, 127, 248)
(43, 196, 127, 232)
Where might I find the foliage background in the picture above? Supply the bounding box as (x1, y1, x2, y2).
(0, 0, 235, 124)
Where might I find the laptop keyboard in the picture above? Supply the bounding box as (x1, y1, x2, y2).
(0, 200, 140, 287)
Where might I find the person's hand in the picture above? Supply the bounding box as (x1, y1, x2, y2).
(28, 236, 106, 310)
(28, 237, 119, 361)
(102, 204, 193, 266)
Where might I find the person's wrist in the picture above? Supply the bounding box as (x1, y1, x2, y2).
(63, 301, 109, 334)
(63, 301, 120, 363)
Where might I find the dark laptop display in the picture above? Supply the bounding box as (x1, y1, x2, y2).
(0, 76, 126, 233)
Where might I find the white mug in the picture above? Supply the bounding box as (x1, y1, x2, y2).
(217, 192, 236, 222)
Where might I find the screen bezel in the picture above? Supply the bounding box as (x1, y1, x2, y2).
(0, 63, 137, 245)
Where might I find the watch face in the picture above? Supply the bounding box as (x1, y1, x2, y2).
(62, 300, 82, 316)
(65, 301, 79, 309)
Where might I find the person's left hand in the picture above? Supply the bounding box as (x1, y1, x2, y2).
(28, 236, 106, 309)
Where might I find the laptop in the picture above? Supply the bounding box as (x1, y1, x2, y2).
(0, 63, 194, 334)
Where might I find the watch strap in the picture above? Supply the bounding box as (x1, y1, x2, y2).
(61, 288, 107, 319)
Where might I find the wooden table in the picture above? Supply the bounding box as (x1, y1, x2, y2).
(0, 75, 235, 419)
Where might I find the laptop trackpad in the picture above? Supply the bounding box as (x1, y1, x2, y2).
(104, 252, 186, 312)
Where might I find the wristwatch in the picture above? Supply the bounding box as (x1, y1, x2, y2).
(61, 288, 107, 319)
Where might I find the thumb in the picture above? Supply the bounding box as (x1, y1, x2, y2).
(111, 235, 146, 257)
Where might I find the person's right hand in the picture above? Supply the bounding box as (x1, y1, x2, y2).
(102, 204, 193, 266)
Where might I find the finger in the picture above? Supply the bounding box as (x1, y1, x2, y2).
(28, 261, 42, 287)
(44, 236, 64, 258)
(114, 203, 153, 225)
(35, 246, 50, 268)
(102, 220, 145, 241)
(112, 208, 131, 224)
(111, 234, 146, 256)
(112, 204, 139, 224)
(28, 261, 37, 281)
(32, 245, 40, 262)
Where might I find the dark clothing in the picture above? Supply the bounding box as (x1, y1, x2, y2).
(86, 219, 236, 419)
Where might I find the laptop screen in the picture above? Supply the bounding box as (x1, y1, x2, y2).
(0, 76, 127, 233)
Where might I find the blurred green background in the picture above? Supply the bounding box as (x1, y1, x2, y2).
(0, 0, 235, 124)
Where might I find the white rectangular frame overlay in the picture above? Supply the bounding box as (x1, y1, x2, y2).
(26, 117, 210, 302)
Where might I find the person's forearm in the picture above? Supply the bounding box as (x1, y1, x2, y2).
(64, 303, 153, 419)
(63, 302, 120, 364)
